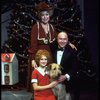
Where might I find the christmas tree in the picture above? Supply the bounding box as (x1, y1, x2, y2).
(1, 0, 97, 88)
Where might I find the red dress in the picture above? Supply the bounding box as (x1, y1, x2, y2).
(28, 21, 56, 60)
(31, 67, 56, 100)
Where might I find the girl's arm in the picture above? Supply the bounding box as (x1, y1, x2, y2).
(32, 81, 58, 91)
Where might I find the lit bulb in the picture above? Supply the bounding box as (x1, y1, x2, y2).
(71, 8, 73, 11)
(20, 45, 22, 47)
(88, 70, 91, 72)
(70, 19, 73, 22)
(22, 12, 25, 15)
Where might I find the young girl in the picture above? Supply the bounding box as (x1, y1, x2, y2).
(31, 49, 58, 100)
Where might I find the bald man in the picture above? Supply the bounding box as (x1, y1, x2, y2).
(50, 31, 80, 100)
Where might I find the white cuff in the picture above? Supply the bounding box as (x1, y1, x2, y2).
(31, 79, 38, 83)
(65, 74, 70, 81)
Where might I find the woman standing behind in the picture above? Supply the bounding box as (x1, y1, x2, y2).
(28, 2, 56, 68)
(31, 49, 58, 100)
(27, 2, 56, 91)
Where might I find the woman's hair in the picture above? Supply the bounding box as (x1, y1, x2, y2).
(35, 49, 51, 66)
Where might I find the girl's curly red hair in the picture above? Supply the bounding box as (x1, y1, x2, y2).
(35, 49, 51, 66)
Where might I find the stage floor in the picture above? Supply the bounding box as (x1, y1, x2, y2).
(1, 89, 99, 100)
(1, 90, 33, 100)
(1, 82, 99, 100)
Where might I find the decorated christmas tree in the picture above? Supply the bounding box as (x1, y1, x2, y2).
(1, 0, 97, 88)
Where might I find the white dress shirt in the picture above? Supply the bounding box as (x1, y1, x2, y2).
(57, 50, 64, 64)
(57, 49, 70, 81)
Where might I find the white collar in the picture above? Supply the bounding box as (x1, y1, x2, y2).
(36, 66, 47, 76)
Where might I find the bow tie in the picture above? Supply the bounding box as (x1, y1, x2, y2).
(57, 48, 64, 51)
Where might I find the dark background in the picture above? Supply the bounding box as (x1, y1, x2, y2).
(84, 0, 99, 76)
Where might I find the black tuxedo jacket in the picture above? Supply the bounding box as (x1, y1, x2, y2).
(50, 40, 79, 80)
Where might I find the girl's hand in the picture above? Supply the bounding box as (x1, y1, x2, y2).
(32, 60, 38, 68)
(49, 81, 58, 88)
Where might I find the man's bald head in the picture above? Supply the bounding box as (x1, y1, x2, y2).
(57, 31, 69, 48)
